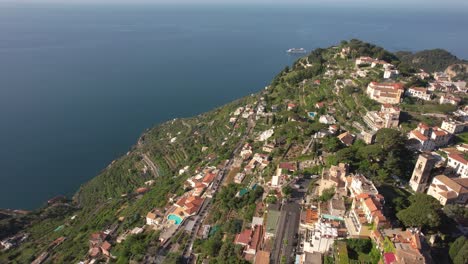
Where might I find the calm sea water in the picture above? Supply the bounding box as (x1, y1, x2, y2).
(1, 4, 467, 209)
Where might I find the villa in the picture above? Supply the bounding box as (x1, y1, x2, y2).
(427, 175, 468, 205)
(363, 104, 400, 131)
(366, 82, 404, 104)
(447, 152, 468, 178)
(408, 123, 451, 151)
(406, 87, 432, 101)
(439, 94, 461, 105)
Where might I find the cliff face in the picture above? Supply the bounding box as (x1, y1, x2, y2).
(445, 63, 468, 81)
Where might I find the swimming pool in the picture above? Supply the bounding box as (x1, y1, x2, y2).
(308, 112, 317, 118)
(167, 214, 183, 225)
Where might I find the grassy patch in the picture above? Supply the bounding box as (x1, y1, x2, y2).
(454, 132, 468, 144)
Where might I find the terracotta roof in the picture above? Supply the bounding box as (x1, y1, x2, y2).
(249, 225, 263, 251)
(418, 123, 430, 130)
(89, 247, 101, 257)
(356, 193, 370, 200)
(234, 229, 252, 245)
(449, 153, 468, 165)
(305, 209, 319, 224)
(254, 251, 270, 264)
(279, 162, 297, 171)
(369, 82, 404, 90)
(364, 198, 378, 212)
(101, 241, 112, 251)
(434, 175, 468, 194)
(411, 130, 428, 141)
(432, 129, 448, 137)
(409, 87, 428, 93)
(176, 197, 187, 207)
(90, 232, 106, 241)
(202, 172, 217, 185)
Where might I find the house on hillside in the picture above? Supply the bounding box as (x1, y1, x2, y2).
(366, 82, 404, 104)
(427, 175, 468, 205)
(337, 132, 355, 146)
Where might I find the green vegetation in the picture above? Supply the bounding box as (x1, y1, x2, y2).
(344, 238, 381, 264)
(454, 131, 468, 144)
(449, 236, 468, 264)
(330, 129, 416, 182)
(395, 49, 467, 73)
(396, 193, 442, 229)
(318, 187, 335, 202)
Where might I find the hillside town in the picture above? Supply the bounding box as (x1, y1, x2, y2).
(2, 40, 468, 264)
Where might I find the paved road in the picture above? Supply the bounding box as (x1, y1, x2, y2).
(270, 178, 310, 264)
(142, 153, 160, 178)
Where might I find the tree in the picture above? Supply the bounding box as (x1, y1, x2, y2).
(375, 128, 405, 151)
(450, 237, 467, 261)
(322, 136, 341, 152)
(396, 193, 442, 229)
(318, 187, 335, 202)
(453, 243, 468, 264)
(444, 204, 468, 220)
(282, 185, 293, 197)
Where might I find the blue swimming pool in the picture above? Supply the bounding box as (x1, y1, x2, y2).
(167, 214, 183, 225)
(308, 112, 317, 118)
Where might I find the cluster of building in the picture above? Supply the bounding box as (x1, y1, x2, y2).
(355, 56, 394, 69)
(408, 123, 451, 151)
(293, 159, 440, 264)
(410, 151, 468, 205)
(408, 120, 467, 152)
(0, 233, 28, 251)
(363, 104, 401, 131)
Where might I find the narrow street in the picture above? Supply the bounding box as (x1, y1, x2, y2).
(270, 178, 310, 264)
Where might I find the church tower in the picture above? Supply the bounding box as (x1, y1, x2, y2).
(409, 153, 436, 193)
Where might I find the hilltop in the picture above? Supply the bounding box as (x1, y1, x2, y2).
(396, 49, 468, 81)
(1, 39, 467, 264)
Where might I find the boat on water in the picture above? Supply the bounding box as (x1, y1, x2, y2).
(286, 48, 307, 54)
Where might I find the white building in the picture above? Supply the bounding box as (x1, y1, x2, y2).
(427, 175, 468, 205)
(366, 82, 404, 104)
(257, 128, 274, 141)
(319, 115, 336, 125)
(441, 120, 466, 134)
(440, 94, 461, 105)
(408, 123, 451, 151)
(384, 69, 399, 79)
(406, 87, 432, 101)
(448, 153, 468, 178)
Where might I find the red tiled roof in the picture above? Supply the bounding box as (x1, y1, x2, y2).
(449, 153, 468, 165)
(411, 130, 428, 141)
(249, 225, 263, 251)
(89, 247, 101, 257)
(432, 129, 448, 137)
(279, 162, 297, 171)
(101, 241, 112, 251)
(255, 251, 270, 264)
(364, 198, 378, 212)
(409, 87, 428, 93)
(356, 193, 370, 200)
(202, 172, 217, 185)
(176, 197, 187, 207)
(234, 229, 252, 245)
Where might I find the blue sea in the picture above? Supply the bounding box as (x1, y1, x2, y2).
(0, 3, 467, 209)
